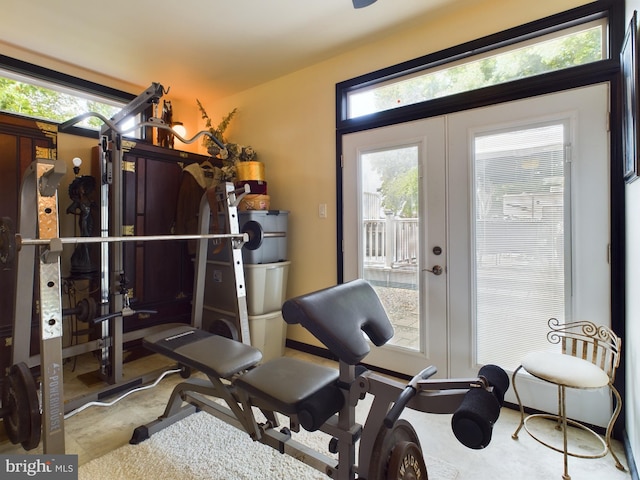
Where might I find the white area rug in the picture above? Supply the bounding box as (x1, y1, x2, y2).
(79, 411, 459, 480)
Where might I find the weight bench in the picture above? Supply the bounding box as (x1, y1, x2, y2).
(132, 279, 509, 480)
(141, 326, 344, 433)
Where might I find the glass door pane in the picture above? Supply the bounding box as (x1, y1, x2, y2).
(473, 123, 568, 370)
(360, 147, 420, 351)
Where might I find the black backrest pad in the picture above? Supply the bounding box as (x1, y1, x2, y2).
(281, 279, 394, 365)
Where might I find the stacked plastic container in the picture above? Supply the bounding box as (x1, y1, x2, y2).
(233, 161, 290, 361)
(239, 210, 290, 362)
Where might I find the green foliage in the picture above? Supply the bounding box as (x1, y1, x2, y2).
(380, 167, 419, 218)
(368, 148, 418, 218)
(367, 27, 600, 215)
(0, 77, 121, 128)
(196, 99, 237, 145)
(371, 27, 602, 113)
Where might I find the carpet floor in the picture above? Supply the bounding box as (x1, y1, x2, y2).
(79, 410, 459, 480)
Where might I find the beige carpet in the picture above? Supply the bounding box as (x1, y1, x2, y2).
(79, 410, 459, 480)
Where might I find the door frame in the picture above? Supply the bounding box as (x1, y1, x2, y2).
(338, 84, 613, 427)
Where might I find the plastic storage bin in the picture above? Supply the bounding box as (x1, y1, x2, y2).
(239, 210, 288, 264)
(249, 311, 287, 362)
(245, 261, 290, 315)
(207, 210, 288, 264)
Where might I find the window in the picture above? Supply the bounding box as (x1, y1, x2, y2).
(0, 56, 135, 135)
(347, 20, 606, 119)
(0, 72, 124, 130)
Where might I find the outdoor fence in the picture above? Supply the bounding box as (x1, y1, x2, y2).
(363, 214, 418, 269)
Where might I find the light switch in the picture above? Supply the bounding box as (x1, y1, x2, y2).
(319, 203, 327, 218)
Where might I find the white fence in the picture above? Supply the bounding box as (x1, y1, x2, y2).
(364, 214, 418, 268)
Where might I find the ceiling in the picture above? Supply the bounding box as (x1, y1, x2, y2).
(1, 0, 467, 101)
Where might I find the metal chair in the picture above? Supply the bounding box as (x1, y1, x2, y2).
(511, 318, 625, 480)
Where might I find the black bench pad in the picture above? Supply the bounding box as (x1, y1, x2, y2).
(234, 357, 339, 415)
(143, 326, 262, 379)
(281, 279, 394, 365)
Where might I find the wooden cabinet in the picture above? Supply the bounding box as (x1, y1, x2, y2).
(0, 112, 57, 380)
(0, 110, 212, 383)
(119, 142, 212, 333)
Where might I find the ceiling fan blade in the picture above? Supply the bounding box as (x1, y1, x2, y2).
(353, 0, 378, 8)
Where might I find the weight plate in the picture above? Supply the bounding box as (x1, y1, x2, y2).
(2, 362, 41, 450)
(386, 441, 428, 480)
(208, 318, 239, 341)
(369, 419, 422, 480)
(0, 217, 16, 265)
(76, 297, 98, 323)
(242, 220, 264, 251)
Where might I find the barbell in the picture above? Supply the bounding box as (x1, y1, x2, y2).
(0, 217, 284, 265)
(0, 215, 285, 449)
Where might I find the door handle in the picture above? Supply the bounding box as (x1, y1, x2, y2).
(424, 265, 443, 276)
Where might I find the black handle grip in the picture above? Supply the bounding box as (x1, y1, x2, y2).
(384, 365, 437, 428)
(451, 387, 501, 449)
(384, 387, 415, 428)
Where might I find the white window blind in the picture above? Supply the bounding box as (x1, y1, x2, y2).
(474, 123, 567, 370)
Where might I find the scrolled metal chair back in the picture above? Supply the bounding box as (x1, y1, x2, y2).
(546, 318, 621, 382)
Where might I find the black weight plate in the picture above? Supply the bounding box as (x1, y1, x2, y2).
(0, 217, 16, 265)
(2, 368, 28, 445)
(2, 362, 41, 450)
(369, 419, 422, 480)
(208, 318, 239, 341)
(76, 297, 98, 323)
(386, 441, 428, 480)
(242, 220, 264, 251)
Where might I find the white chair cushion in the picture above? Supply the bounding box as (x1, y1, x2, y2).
(521, 351, 610, 388)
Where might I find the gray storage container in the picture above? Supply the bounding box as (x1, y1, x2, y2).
(238, 210, 288, 264)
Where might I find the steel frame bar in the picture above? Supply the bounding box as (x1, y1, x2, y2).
(8, 83, 256, 453)
(191, 183, 252, 344)
(12, 159, 67, 454)
(11, 164, 250, 453)
(15, 232, 247, 246)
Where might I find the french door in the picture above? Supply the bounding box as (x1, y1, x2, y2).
(343, 117, 447, 375)
(342, 84, 611, 425)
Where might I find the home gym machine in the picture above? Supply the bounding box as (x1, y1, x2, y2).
(0, 167, 252, 453)
(131, 279, 510, 480)
(0, 83, 261, 454)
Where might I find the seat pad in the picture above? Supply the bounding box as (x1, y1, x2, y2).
(234, 357, 339, 414)
(143, 326, 262, 379)
(521, 351, 609, 388)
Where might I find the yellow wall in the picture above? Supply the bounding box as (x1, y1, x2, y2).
(190, 0, 590, 344)
(5, 0, 591, 344)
